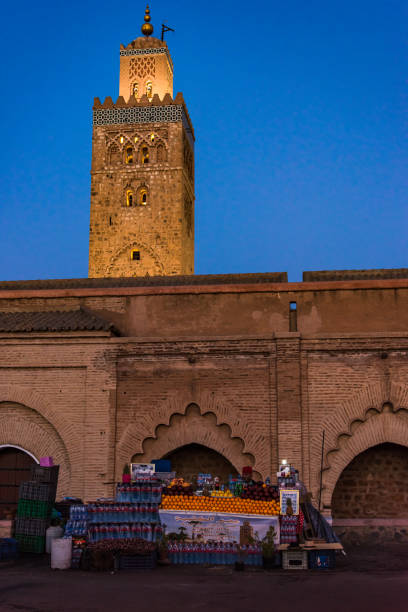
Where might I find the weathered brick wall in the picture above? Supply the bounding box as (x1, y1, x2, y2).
(0, 339, 116, 501)
(303, 339, 408, 510)
(332, 443, 408, 518)
(0, 281, 408, 517)
(115, 341, 276, 482)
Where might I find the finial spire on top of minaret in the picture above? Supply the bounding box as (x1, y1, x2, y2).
(141, 5, 154, 37)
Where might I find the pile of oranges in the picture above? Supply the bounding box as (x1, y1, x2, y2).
(160, 494, 280, 516)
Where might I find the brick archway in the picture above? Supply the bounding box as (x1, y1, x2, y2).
(117, 404, 256, 480)
(0, 385, 79, 456)
(117, 391, 268, 478)
(321, 410, 408, 510)
(0, 393, 73, 497)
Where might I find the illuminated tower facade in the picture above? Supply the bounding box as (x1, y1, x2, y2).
(89, 7, 194, 278)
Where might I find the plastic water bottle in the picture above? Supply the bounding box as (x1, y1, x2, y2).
(172, 543, 178, 564)
(259, 544, 263, 566)
(179, 542, 185, 564)
(141, 523, 148, 541)
(187, 543, 193, 564)
(154, 524, 163, 542)
(151, 481, 159, 502)
(241, 544, 247, 565)
(246, 544, 252, 566)
(224, 543, 230, 564)
(102, 524, 108, 541)
(215, 542, 221, 565)
(167, 542, 173, 563)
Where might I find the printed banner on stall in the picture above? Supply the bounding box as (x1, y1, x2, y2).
(159, 510, 280, 544)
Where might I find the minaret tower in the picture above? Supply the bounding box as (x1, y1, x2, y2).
(89, 7, 194, 278)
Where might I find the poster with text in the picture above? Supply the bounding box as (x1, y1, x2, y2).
(159, 510, 280, 544)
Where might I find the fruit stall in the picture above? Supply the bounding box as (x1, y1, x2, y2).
(2, 457, 343, 571)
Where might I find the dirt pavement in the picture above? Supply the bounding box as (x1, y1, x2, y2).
(1, 545, 408, 612)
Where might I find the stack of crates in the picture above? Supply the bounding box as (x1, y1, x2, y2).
(15, 465, 59, 553)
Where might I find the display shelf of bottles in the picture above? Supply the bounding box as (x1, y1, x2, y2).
(88, 503, 160, 524)
(167, 541, 264, 566)
(116, 481, 162, 503)
(88, 522, 162, 543)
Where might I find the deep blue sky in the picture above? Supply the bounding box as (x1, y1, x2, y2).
(0, 0, 406, 281)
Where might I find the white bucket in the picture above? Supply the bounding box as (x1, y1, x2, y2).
(51, 537, 72, 569)
(46, 526, 64, 554)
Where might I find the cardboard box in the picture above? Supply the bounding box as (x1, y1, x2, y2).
(0, 520, 14, 538)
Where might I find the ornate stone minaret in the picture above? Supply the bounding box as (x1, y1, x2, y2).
(89, 6, 194, 278)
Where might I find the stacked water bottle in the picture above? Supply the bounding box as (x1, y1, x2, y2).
(88, 478, 163, 544)
(64, 504, 89, 537)
(116, 479, 162, 503)
(167, 541, 263, 566)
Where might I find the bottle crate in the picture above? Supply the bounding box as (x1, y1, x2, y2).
(282, 549, 308, 570)
(19, 481, 56, 503)
(15, 534, 45, 554)
(17, 499, 53, 519)
(15, 517, 49, 537)
(114, 551, 157, 571)
(30, 465, 59, 485)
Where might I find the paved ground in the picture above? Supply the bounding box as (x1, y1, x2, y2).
(1, 545, 408, 612)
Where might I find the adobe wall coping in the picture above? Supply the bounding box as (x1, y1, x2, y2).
(2, 331, 408, 344)
(1, 278, 408, 300)
(332, 518, 408, 527)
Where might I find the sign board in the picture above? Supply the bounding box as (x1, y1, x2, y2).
(130, 463, 155, 479)
(279, 489, 299, 516)
(159, 510, 280, 544)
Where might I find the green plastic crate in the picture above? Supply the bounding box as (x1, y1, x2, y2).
(15, 534, 45, 554)
(15, 517, 49, 537)
(17, 499, 53, 519)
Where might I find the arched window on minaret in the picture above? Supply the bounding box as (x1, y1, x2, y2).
(141, 146, 149, 164)
(139, 188, 148, 206)
(109, 143, 121, 165)
(132, 82, 139, 98)
(146, 81, 153, 99)
(125, 146, 134, 164)
(126, 189, 134, 207)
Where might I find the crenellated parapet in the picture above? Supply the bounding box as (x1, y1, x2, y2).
(93, 92, 194, 147)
